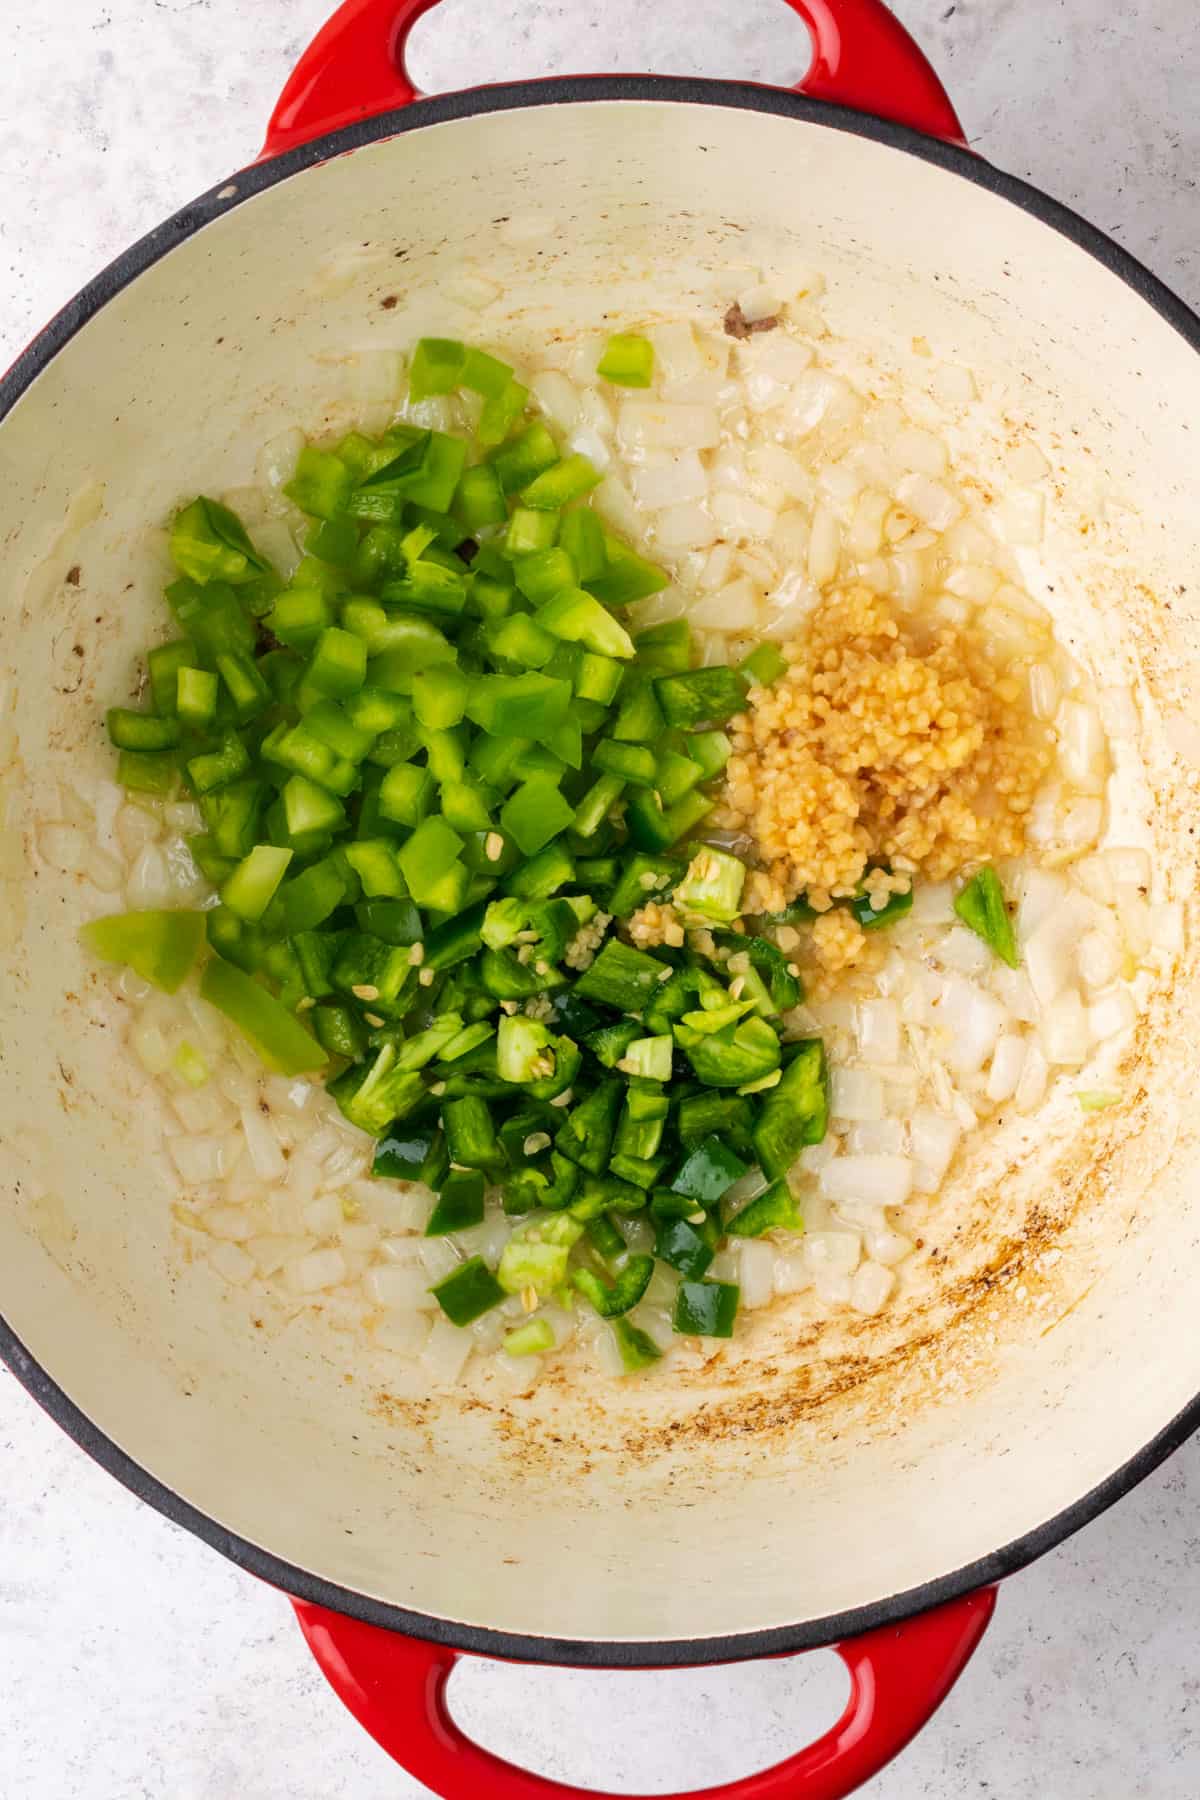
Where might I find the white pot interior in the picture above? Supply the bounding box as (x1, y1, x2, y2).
(2, 95, 1199, 1648)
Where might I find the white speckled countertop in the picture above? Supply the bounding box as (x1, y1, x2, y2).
(2, 4, 1199, 1796)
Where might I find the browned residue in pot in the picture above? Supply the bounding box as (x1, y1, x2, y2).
(724, 300, 779, 339)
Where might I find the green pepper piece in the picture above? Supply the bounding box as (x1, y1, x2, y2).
(597, 332, 654, 388)
(680, 1015, 782, 1089)
(726, 1177, 800, 1237)
(673, 1280, 739, 1338)
(107, 707, 181, 752)
(624, 787, 714, 852)
(585, 538, 669, 608)
(497, 1214, 584, 1296)
(654, 1217, 714, 1280)
(499, 777, 574, 857)
(571, 1254, 654, 1318)
(521, 452, 601, 510)
(221, 844, 293, 923)
(431, 1256, 505, 1326)
(585, 1019, 642, 1069)
(466, 673, 571, 738)
(740, 641, 788, 686)
(655, 667, 748, 729)
(442, 1094, 503, 1170)
(687, 730, 732, 782)
(593, 739, 658, 787)
(490, 422, 559, 494)
(635, 619, 692, 674)
(479, 377, 530, 447)
(554, 1078, 623, 1176)
(170, 496, 270, 586)
(200, 957, 328, 1076)
(574, 939, 670, 1012)
(373, 1123, 438, 1181)
(611, 1316, 663, 1372)
(753, 1038, 828, 1178)
(572, 772, 626, 840)
(311, 999, 369, 1062)
(148, 638, 198, 715)
(409, 337, 466, 399)
(461, 345, 515, 398)
(326, 1042, 426, 1134)
(79, 909, 205, 994)
(285, 447, 355, 521)
(953, 866, 1019, 968)
(670, 1134, 748, 1204)
(503, 1317, 556, 1356)
(585, 1213, 627, 1262)
(425, 1169, 486, 1236)
(536, 587, 635, 660)
(674, 847, 747, 923)
(506, 842, 576, 900)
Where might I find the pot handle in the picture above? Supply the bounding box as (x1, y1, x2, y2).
(292, 1586, 996, 1799)
(262, 0, 964, 159)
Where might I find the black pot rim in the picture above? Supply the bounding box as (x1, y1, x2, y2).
(3, 74, 1199, 1671)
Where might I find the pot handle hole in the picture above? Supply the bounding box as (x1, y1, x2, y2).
(261, 0, 964, 160)
(292, 1587, 996, 1800)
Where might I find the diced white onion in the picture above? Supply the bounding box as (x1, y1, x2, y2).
(831, 1067, 885, 1122)
(257, 428, 305, 494)
(652, 501, 718, 554)
(846, 1118, 905, 1156)
(807, 500, 841, 587)
(934, 926, 994, 977)
(895, 471, 962, 531)
(303, 1195, 344, 1237)
(909, 1109, 961, 1194)
(856, 998, 902, 1066)
(937, 976, 1006, 1075)
(711, 489, 778, 541)
(38, 823, 86, 873)
(168, 1134, 229, 1185)
(1041, 987, 1090, 1065)
(617, 402, 721, 452)
(370, 1264, 441, 1313)
(1104, 846, 1151, 887)
(688, 577, 760, 631)
(773, 1246, 810, 1296)
(238, 1106, 286, 1182)
(284, 1248, 347, 1294)
(850, 1262, 896, 1315)
(820, 1155, 914, 1209)
(1057, 700, 1108, 789)
(987, 1034, 1027, 1104)
(373, 1310, 433, 1354)
(1014, 1042, 1049, 1112)
(421, 1318, 473, 1384)
(530, 370, 580, 434)
(737, 1241, 776, 1310)
(781, 370, 849, 437)
(747, 444, 814, 503)
(736, 281, 782, 324)
(1087, 985, 1136, 1042)
(804, 1230, 862, 1277)
(126, 843, 171, 909)
(647, 321, 705, 383)
(633, 450, 708, 511)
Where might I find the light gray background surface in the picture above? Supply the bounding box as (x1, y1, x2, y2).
(2, 3, 1198, 1795)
